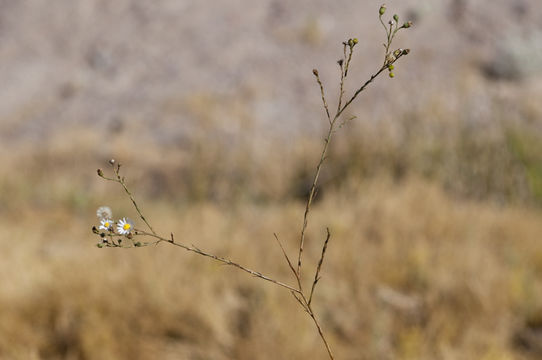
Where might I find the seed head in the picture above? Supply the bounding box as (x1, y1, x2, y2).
(312, 69, 319, 76)
(96, 206, 113, 220)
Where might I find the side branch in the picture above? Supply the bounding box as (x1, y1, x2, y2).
(308, 228, 331, 306)
(136, 230, 302, 294)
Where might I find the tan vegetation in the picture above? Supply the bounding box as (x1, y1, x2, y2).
(1, 169, 542, 359)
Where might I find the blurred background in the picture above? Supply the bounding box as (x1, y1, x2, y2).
(1, 0, 542, 359)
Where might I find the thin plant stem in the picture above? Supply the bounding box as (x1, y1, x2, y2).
(308, 228, 331, 306)
(135, 230, 302, 294)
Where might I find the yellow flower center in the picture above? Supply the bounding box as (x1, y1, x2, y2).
(104, 222, 110, 227)
(123, 223, 131, 230)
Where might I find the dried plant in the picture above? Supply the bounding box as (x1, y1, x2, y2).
(92, 5, 412, 359)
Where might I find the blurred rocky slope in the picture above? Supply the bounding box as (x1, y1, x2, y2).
(1, 0, 541, 145)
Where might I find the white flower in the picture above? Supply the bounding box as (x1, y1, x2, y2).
(99, 218, 114, 231)
(117, 218, 134, 235)
(96, 206, 113, 220)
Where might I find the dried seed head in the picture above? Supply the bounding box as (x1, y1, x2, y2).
(312, 69, 319, 76)
(96, 206, 113, 219)
(97, 168, 104, 177)
(337, 59, 344, 66)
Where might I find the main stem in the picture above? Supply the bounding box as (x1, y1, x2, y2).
(296, 119, 336, 278)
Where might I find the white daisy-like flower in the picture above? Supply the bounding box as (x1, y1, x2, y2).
(99, 218, 114, 231)
(96, 206, 113, 220)
(117, 218, 134, 235)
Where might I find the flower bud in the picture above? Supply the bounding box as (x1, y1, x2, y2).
(97, 168, 104, 177)
(393, 14, 399, 22)
(97, 243, 104, 248)
(379, 4, 386, 16)
(389, 72, 395, 78)
(403, 21, 412, 29)
(109, 159, 116, 165)
(353, 38, 358, 45)
(388, 64, 395, 71)
(348, 38, 354, 47)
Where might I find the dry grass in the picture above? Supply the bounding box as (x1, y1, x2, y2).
(1, 171, 542, 359)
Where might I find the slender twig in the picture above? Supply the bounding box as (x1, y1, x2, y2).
(343, 44, 354, 77)
(98, 165, 157, 235)
(296, 124, 334, 278)
(274, 233, 298, 278)
(308, 228, 331, 306)
(307, 307, 335, 360)
(135, 230, 302, 294)
(313, 70, 332, 125)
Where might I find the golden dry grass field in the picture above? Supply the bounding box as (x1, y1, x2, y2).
(1, 1, 542, 359)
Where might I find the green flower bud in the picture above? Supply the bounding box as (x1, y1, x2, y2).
(379, 4, 386, 16)
(348, 39, 354, 47)
(389, 72, 395, 78)
(97, 243, 104, 248)
(403, 21, 412, 29)
(353, 38, 358, 45)
(393, 14, 399, 22)
(97, 168, 104, 177)
(388, 64, 395, 71)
